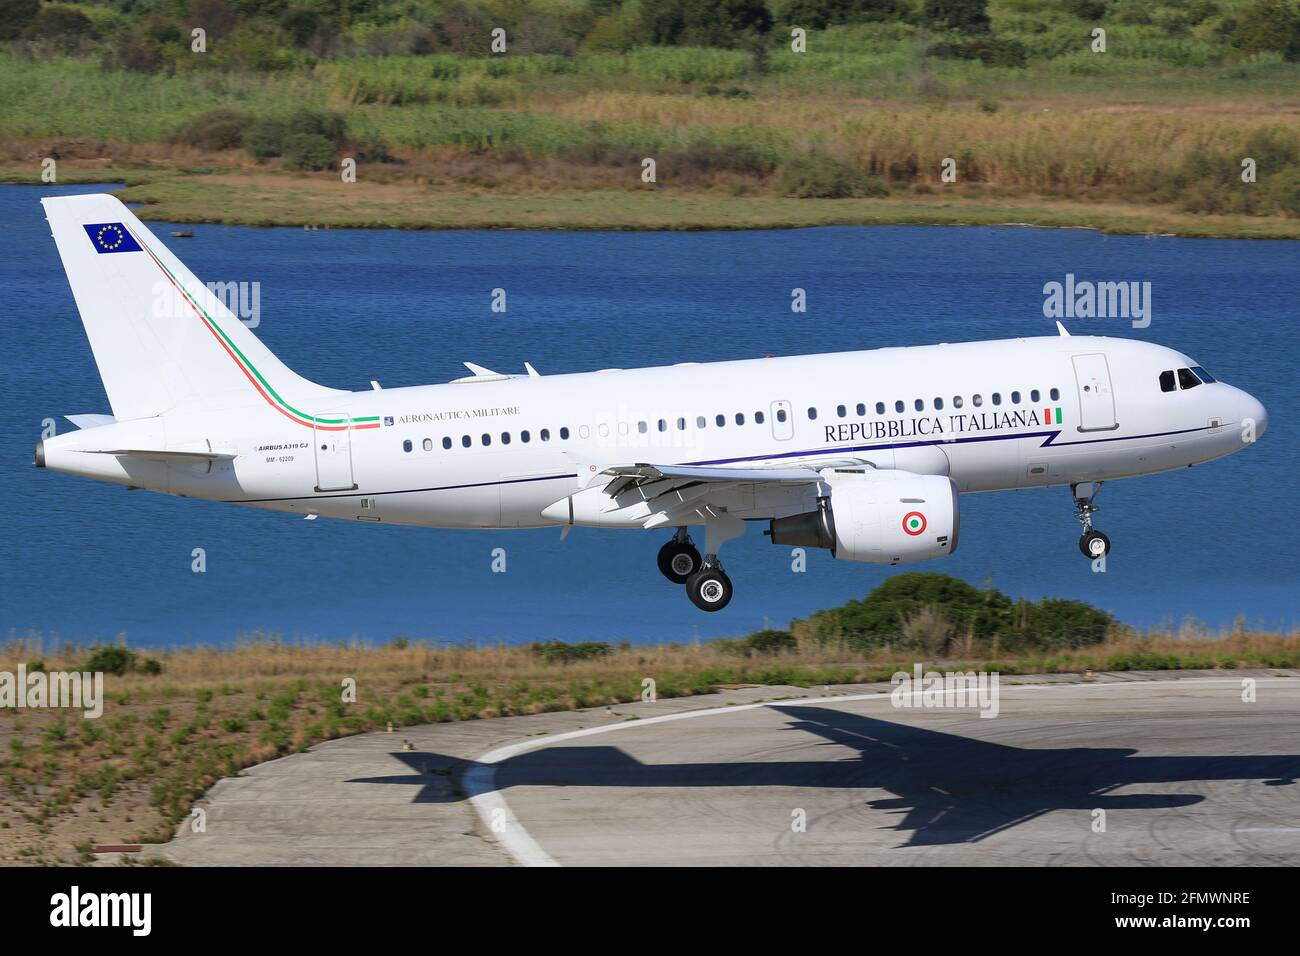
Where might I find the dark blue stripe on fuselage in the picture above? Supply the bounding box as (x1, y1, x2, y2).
(225, 424, 1214, 505)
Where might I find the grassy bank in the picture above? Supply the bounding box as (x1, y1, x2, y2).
(2, 629, 1298, 865)
(3, 21, 1298, 237)
(5, 165, 1299, 238)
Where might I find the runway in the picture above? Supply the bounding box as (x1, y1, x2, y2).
(157, 671, 1300, 866)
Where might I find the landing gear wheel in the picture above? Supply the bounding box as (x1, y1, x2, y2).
(1079, 530, 1111, 559)
(686, 568, 733, 612)
(657, 540, 701, 584)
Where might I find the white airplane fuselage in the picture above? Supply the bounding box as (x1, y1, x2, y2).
(42, 334, 1264, 529)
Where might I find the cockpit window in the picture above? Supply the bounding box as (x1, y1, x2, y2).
(1177, 367, 1201, 390)
(1191, 366, 1216, 384)
(1159, 370, 1176, 393)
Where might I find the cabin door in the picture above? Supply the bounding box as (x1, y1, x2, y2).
(314, 413, 357, 492)
(1072, 354, 1118, 432)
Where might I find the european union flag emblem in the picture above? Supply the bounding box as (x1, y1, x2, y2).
(83, 222, 143, 254)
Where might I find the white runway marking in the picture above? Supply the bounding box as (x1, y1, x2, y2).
(467, 677, 1297, 866)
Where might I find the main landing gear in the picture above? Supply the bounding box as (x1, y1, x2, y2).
(1072, 481, 1111, 559)
(657, 530, 701, 584)
(658, 514, 745, 612)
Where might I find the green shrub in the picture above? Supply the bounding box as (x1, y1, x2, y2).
(281, 132, 338, 170)
(744, 629, 799, 654)
(528, 640, 613, 663)
(84, 646, 134, 676)
(776, 152, 889, 198)
(244, 109, 347, 160)
(171, 108, 252, 151)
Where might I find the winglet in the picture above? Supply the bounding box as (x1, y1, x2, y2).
(1056, 321, 1070, 337)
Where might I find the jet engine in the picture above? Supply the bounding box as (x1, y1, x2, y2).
(768, 470, 959, 564)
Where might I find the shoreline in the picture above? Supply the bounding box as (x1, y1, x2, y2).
(7, 166, 1298, 240)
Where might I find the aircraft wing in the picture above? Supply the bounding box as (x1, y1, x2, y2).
(598, 462, 824, 498)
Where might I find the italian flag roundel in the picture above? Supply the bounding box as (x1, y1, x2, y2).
(902, 511, 927, 536)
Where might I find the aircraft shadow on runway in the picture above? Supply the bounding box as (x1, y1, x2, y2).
(347, 705, 1300, 845)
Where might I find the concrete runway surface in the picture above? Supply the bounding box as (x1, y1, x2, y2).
(155, 670, 1300, 866)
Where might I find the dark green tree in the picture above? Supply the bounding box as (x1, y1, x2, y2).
(922, 0, 991, 33)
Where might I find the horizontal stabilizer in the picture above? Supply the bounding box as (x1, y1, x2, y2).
(65, 414, 116, 430)
(83, 445, 236, 463)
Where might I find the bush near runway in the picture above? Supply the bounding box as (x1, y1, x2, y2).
(2, 611, 1298, 862)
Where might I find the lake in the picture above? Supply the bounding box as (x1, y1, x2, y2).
(3, 183, 1296, 647)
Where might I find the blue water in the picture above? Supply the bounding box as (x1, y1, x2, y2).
(3, 183, 1297, 647)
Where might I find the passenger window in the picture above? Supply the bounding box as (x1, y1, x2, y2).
(716, 414, 726, 427)
(481, 434, 491, 446)
(638, 421, 648, 433)
(755, 410, 765, 424)
(934, 397, 944, 410)
(875, 402, 885, 415)
(697, 416, 706, 428)
(442, 437, 452, 450)
(735, 412, 745, 425)
(953, 396, 964, 408)
(1159, 370, 1176, 392)
(914, 399, 924, 411)
(521, 431, 530, 443)
(501, 432, 510, 445)
(894, 400, 904, 413)
(837, 404, 846, 418)
(461, 435, 471, 448)
(540, 429, 550, 441)
(776, 408, 787, 422)
(402, 440, 412, 453)
(807, 407, 818, 420)
(1177, 368, 1201, 390)
(1030, 389, 1040, 403)
(560, 427, 570, 439)
(422, 438, 433, 452)
(1011, 390, 1021, 404)
(855, 403, 865, 416)
(972, 394, 983, 407)
(658, 419, 667, 432)
(992, 392, 1001, 406)
(1191, 366, 1216, 383)
(676, 417, 686, 430)
(1050, 387, 1060, 401)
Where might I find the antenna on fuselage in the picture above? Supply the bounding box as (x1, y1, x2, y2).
(1056, 321, 1071, 337)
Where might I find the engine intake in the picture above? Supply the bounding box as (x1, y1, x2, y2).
(769, 470, 959, 564)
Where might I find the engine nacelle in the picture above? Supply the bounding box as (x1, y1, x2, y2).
(768, 470, 959, 564)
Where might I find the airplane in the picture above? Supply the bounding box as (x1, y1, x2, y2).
(35, 194, 1269, 613)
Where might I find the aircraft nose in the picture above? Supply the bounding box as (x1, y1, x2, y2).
(1245, 393, 1268, 439)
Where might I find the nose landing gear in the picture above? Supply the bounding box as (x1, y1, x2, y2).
(1072, 481, 1111, 559)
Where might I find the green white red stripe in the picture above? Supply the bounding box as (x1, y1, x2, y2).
(133, 228, 379, 432)
(1044, 406, 1062, 425)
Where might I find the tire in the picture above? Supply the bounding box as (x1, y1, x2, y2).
(657, 540, 701, 584)
(686, 568, 733, 612)
(1079, 530, 1111, 559)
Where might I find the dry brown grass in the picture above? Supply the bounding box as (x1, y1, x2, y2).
(1, 628, 1297, 864)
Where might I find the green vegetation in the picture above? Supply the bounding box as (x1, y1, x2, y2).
(1, 1, 1298, 234)
(797, 572, 1116, 653)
